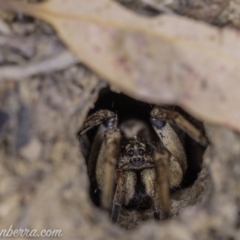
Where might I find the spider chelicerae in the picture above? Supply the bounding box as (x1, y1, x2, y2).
(77, 105, 208, 224)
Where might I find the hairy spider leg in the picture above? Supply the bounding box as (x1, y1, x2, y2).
(111, 170, 138, 223)
(77, 110, 119, 208)
(96, 128, 121, 210)
(77, 110, 117, 137)
(150, 106, 208, 219)
(151, 107, 208, 146)
(153, 149, 170, 219)
(150, 107, 188, 219)
(151, 108, 187, 174)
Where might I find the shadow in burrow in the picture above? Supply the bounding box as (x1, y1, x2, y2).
(76, 87, 209, 229)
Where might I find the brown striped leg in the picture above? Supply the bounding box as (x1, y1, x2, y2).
(151, 106, 208, 147)
(153, 149, 170, 220)
(111, 171, 125, 223)
(77, 110, 118, 207)
(151, 107, 187, 175)
(77, 110, 117, 137)
(95, 128, 121, 211)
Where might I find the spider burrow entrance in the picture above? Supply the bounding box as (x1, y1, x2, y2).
(77, 87, 208, 229)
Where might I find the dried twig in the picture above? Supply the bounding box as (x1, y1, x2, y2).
(141, 0, 230, 23)
(0, 19, 11, 35)
(0, 51, 79, 80)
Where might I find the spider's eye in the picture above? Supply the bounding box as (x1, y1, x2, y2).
(127, 150, 134, 157)
(138, 149, 145, 156)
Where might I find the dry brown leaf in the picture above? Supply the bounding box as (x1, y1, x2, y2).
(0, 0, 240, 131)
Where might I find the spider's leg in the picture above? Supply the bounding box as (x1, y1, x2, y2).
(140, 168, 160, 218)
(111, 171, 137, 223)
(150, 107, 187, 174)
(153, 149, 171, 219)
(151, 106, 208, 146)
(111, 171, 124, 223)
(96, 128, 121, 211)
(77, 110, 117, 137)
(150, 107, 188, 219)
(77, 110, 118, 204)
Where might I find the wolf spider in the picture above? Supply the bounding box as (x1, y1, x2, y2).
(77, 106, 208, 223)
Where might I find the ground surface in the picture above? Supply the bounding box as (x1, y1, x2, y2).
(0, 0, 240, 239)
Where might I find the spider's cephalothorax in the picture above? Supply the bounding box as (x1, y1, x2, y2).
(119, 137, 154, 170)
(77, 106, 208, 224)
(117, 137, 157, 211)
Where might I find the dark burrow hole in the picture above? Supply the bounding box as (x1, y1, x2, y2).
(78, 87, 207, 228)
